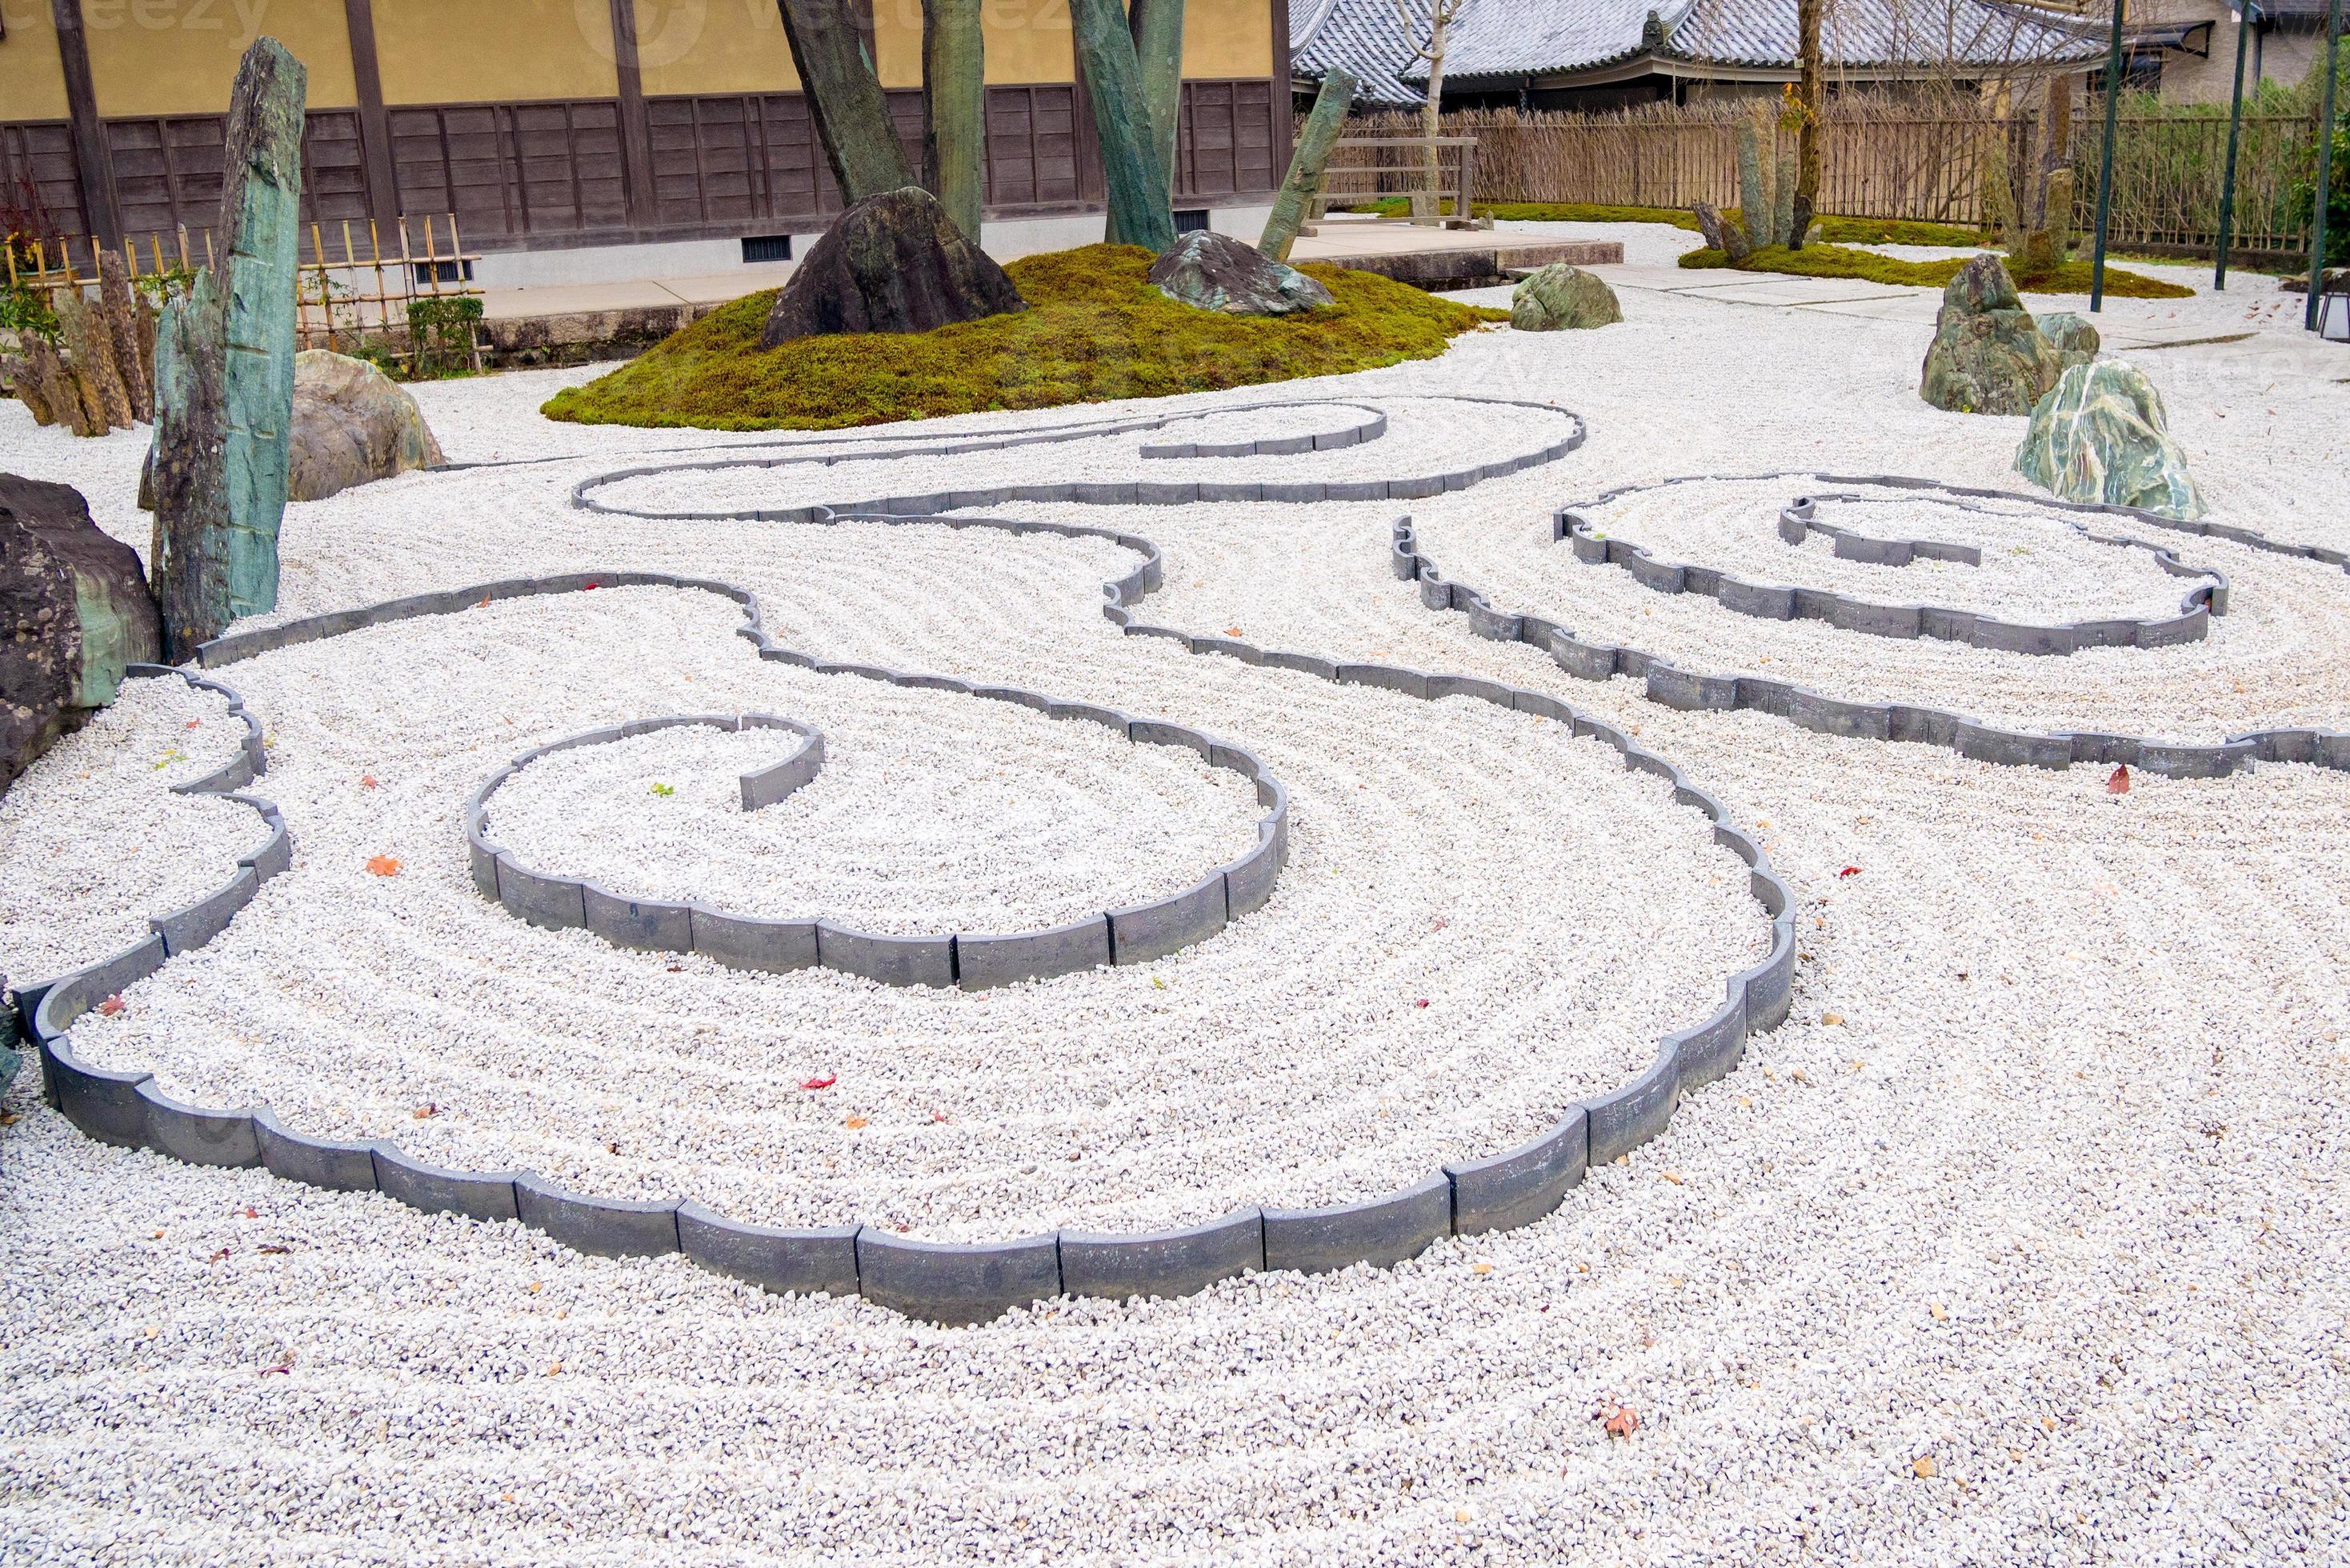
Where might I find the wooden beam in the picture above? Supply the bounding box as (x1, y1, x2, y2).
(342, 0, 398, 230)
(608, 0, 658, 226)
(1269, 0, 1294, 194)
(48, 0, 120, 245)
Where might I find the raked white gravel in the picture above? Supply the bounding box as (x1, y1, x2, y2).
(2, 246, 2347, 1565)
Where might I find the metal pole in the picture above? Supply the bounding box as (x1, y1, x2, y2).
(2216, 2, 2260, 289)
(2091, 0, 2128, 312)
(2308, 0, 2344, 330)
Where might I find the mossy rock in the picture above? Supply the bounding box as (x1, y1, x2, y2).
(544, 245, 1506, 432)
(2016, 361, 2204, 521)
(1920, 258, 2066, 417)
(1509, 264, 1622, 330)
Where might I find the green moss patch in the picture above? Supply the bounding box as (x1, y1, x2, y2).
(1345, 198, 1985, 246)
(541, 244, 1508, 431)
(1677, 242, 2195, 299)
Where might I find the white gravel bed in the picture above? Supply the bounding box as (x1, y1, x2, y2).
(1583, 477, 2220, 625)
(58, 583, 1764, 1239)
(0, 675, 266, 988)
(482, 707, 1263, 936)
(3, 267, 2348, 1564)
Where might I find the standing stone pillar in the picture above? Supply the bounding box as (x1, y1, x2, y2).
(919, 0, 986, 242)
(1259, 70, 1355, 263)
(1070, 0, 1175, 253)
(217, 38, 306, 618)
(150, 270, 231, 661)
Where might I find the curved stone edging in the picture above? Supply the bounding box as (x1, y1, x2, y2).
(464, 703, 1287, 990)
(567, 394, 1588, 521)
(1139, 403, 1387, 460)
(10, 663, 290, 1038)
(1395, 472, 2350, 780)
(29, 545, 1790, 1326)
(1560, 487, 2228, 657)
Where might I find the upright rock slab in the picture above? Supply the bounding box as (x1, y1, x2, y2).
(1510, 264, 1622, 331)
(1919, 255, 2065, 417)
(2016, 361, 2204, 522)
(217, 38, 306, 618)
(760, 187, 1027, 348)
(288, 350, 446, 501)
(1148, 230, 1332, 315)
(0, 474, 163, 792)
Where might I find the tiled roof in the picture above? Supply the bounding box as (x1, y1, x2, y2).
(1290, 0, 1435, 107)
(1290, 0, 2108, 89)
(1665, 0, 2105, 70)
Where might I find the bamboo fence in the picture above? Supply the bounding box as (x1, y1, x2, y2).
(1344, 102, 2322, 260)
(5, 214, 484, 359)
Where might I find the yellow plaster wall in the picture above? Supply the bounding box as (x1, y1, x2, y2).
(0, 0, 72, 121)
(374, 0, 619, 104)
(81, 0, 358, 115)
(635, 0, 801, 96)
(1182, 0, 1269, 78)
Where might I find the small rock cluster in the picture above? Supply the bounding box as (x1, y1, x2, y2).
(1918, 255, 2095, 417)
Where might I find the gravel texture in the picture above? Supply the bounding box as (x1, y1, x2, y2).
(0, 674, 266, 986)
(3, 254, 2348, 1564)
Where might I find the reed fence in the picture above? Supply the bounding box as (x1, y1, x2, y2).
(1343, 103, 2321, 261)
(5, 214, 484, 360)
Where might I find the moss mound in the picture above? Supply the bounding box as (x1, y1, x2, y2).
(542, 244, 1507, 431)
(1677, 242, 2195, 299)
(1346, 198, 1985, 246)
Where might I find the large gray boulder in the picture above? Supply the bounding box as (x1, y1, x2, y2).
(1, 474, 162, 794)
(289, 350, 445, 502)
(1147, 230, 1333, 315)
(2015, 361, 2204, 521)
(1920, 255, 2066, 416)
(1510, 263, 1622, 330)
(2032, 311, 2100, 362)
(761, 186, 1027, 348)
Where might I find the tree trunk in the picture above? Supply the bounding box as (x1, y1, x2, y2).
(919, 0, 986, 241)
(150, 271, 230, 662)
(1419, 6, 1448, 211)
(776, 0, 918, 206)
(1131, 0, 1187, 217)
(1071, 0, 1175, 252)
(1260, 68, 1357, 262)
(215, 38, 306, 620)
(1789, 0, 1824, 248)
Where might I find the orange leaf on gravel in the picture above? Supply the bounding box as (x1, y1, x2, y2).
(97, 995, 125, 1017)
(366, 855, 402, 877)
(801, 1075, 836, 1090)
(1602, 1405, 1639, 1438)
(2108, 764, 2131, 795)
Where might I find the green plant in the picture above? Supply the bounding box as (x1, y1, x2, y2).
(2290, 110, 2348, 269)
(1678, 241, 2194, 298)
(0, 274, 58, 341)
(543, 244, 1507, 432)
(406, 294, 482, 379)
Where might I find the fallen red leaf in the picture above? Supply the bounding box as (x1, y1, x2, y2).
(242, 1206, 258, 1218)
(207, 1247, 232, 1264)
(258, 1244, 290, 1255)
(1839, 866, 1862, 878)
(360, 774, 378, 789)
(2107, 764, 2131, 795)
(184, 720, 201, 730)
(259, 1355, 294, 1377)
(1602, 1404, 1639, 1438)
(931, 1111, 951, 1123)
(583, 581, 599, 590)
(1415, 998, 1430, 1008)
(365, 854, 402, 877)
(801, 1075, 837, 1091)
(96, 995, 125, 1017)
(412, 1103, 437, 1119)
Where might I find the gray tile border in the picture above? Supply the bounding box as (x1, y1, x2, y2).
(370, 1143, 522, 1222)
(254, 1108, 381, 1192)
(1263, 1173, 1453, 1274)
(514, 1173, 682, 1258)
(1397, 478, 2347, 782)
(1059, 1207, 1265, 1301)
(676, 1201, 862, 1298)
(1445, 1110, 1589, 1237)
(854, 1230, 1063, 1326)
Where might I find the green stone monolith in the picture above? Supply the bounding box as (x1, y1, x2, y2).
(777, 0, 919, 206)
(919, 0, 986, 241)
(217, 37, 306, 618)
(150, 270, 231, 661)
